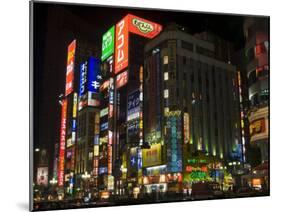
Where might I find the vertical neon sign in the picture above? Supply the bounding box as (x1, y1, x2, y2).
(65, 40, 76, 96)
(114, 15, 129, 74)
(58, 99, 67, 186)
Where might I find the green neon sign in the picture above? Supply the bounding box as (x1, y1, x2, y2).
(190, 171, 207, 180)
(101, 25, 115, 61)
(187, 159, 207, 164)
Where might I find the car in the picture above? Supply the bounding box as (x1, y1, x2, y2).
(236, 187, 255, 197)
(191, 182, 214, 199)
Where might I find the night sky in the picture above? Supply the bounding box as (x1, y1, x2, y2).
(33, 2, 246, 168)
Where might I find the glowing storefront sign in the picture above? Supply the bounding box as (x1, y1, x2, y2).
(99, 167, 108, 174)
(116, 70, 128, 89)
(109, 104, 114, 118)
(127, 90, 140, 121)
(142, 144, 162, 167)
(100, 122, 108, 131)
(58, 99, 67, 186)
(108, 175, 114, 191)
(100, 107, 109, 117)
(102, 26, 115, 61)
(250, 118, 266, 136)
(88, 98, 100, 107)
(66, 138, 73, 148)
(65, 40, 76, 96)
(190, 171, 207, 180)
(183, 113, 190, 144)
(94, 145, 99, 156)
(252, 178, 261, 187)
(109, 90, 114, 104)
(108, 130, 113, 145)
(72, 93, 77, 118)
(37, 167, 48, 186)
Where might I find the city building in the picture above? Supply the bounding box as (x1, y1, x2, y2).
(98, 14, 162, 198)
(194, 31, 234, 63)
(75, 56, 101, 198)
(143, 23, 242, 192)
(242, 17, 269, 189)
(243, 17, 269, 163)
(58, 39, 98, 199)
(231, 49, 263, 170)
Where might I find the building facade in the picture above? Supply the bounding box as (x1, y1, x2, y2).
(58, 39, 98, 198)
(143, 25, 242, 191)
(244, 17, 269, 163)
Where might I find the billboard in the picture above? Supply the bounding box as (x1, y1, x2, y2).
(115, 15, 129, 74)
(79, 57, 101, 110)
(142, 144, 162, 167)
(142, 144, 161, 167)
(65, 40, 76, 96)
(37, 167, 48, 186)
(88, 57, 101, 93)
(79, 57, 101, 96)
(58, 99, 67, 186)
(116, 70, 128, 89)
(127, 90, 140, 121)
(128, 14, 162, 39)
(250, 118, 266, 136)
(102, 26, 115, 61)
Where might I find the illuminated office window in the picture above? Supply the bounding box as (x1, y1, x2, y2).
(164, 72, 169, 81)
(164, 56, 169, 64)
(164, 89, 169, 98)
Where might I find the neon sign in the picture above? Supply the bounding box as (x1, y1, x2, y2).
(58, 99, 67, 186)
(65, 40, 76, 96)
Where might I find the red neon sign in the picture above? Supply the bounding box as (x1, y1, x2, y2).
(65, 40, 76, 96)
(58, 99, 67, 186)
(116, 70, 128, 89)
(114, 14, 162, 75)
(128, 14, 162, 39)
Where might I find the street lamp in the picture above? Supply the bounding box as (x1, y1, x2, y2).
(58, 93, 64, 106)
(82, 171, 91, 199)
(82, 171, 90, 180)
(35, 148, 40, 152)
(50, 178, 58, 185)
(49, 178, 58, 201)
